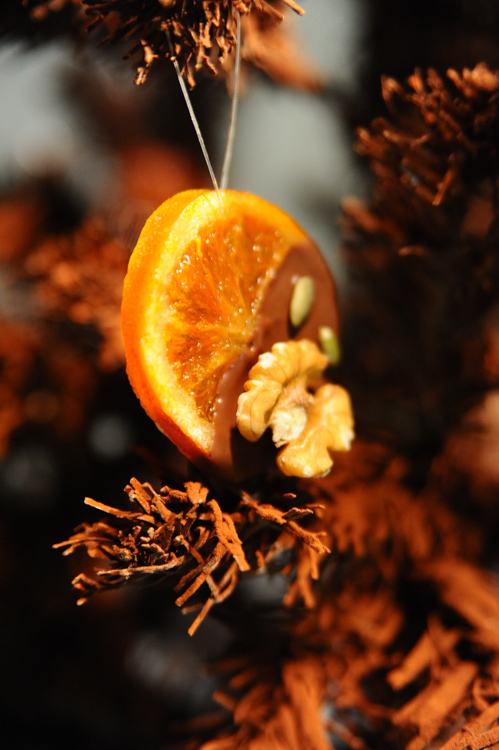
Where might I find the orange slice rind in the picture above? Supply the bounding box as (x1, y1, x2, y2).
(121, 189, 310, 468)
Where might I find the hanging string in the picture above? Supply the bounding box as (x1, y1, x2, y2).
(165, 27, 221, 199)
(220, 11, 242, 191)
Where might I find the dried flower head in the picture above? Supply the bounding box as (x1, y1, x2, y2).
(236, 340, 354, 477)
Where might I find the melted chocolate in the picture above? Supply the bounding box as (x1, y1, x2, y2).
(205, 236, 339, 482)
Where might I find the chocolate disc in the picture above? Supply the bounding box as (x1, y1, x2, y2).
(206, 236, 340, 482)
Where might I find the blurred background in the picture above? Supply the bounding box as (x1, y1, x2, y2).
(2, 0, 499, 747)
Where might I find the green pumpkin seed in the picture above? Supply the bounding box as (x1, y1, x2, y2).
(319, 326, 340, 364)
(289, 276, 315, 328)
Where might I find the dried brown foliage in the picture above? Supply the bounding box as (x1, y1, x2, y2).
(55, 435, 499, 748)
(341, 64, 499, 457)
(55, 475, 328, 635)
(0, 184, 129, 456)
(159, 442, 497, 750)
(204, 655, 332, 750)
(0, 316, 96, 453)
(22, 216, 128, 371)
(17, 0, 322, 88)
(351, 64, 499, 252)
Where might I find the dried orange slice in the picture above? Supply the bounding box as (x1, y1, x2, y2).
(122, 189, 324, 473)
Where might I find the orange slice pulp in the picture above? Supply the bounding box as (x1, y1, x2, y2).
(121, 189, 308, 466)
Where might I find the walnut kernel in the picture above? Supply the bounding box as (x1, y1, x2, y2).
(277, 383, 354, 477)
(236, 340, 354, 477)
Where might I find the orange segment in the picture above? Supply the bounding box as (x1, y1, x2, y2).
(121, 189, 308, 464)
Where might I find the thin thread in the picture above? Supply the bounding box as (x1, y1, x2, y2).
(165, 28, 221, 203)
(220, 11, 242, 191)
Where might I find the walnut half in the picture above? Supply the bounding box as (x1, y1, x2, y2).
(236, 340, 354, 478)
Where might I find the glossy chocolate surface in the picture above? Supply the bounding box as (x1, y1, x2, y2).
(205, 236, 340, 482)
